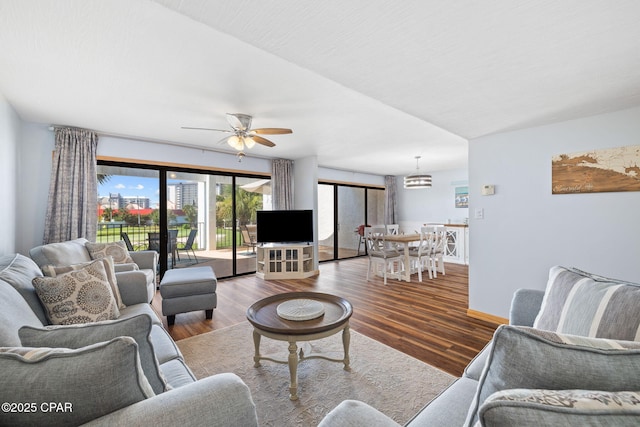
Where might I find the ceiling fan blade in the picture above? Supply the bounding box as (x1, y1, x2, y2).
(252, 135, 276, 147)
(181, 126, 231, 133)
(251, 128, 293, 135)
(226, 113, 252, 131)
(217, 135, 232, 145)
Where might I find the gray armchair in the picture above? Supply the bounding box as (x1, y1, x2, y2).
(29, 238, 157, 303)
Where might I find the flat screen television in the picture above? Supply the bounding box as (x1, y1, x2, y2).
(256, 210, 314, 244)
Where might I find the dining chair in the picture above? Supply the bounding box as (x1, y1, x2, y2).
(430, 225, 447, 277)
(385, 224, 400, 235)
(365, 226, 403, 285)
(408, 226, 437, 281)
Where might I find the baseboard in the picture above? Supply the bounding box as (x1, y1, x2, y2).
(467, 309, 508, 326)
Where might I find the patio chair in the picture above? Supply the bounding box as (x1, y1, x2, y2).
(120, 232, 134, 251)
(241, 226, 257, 254)
(177, 229, 198, 264)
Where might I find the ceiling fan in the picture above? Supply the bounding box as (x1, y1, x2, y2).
(182, 113, 292, 159)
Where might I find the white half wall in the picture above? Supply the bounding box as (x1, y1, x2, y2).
(469, 106, 640, 318)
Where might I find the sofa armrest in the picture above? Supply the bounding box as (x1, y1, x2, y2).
(113, 263, 138, 273)
(82, 373, 258, 427)
(479, 388, 640, 426)
(116, 270, 152, 305)
(318, 400, 401, 427)
(509, 289, 544, 327)
(130, 250, 158, 272)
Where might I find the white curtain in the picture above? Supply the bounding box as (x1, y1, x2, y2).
(384, 175, 397, 225)
(272, 159, 294, 210)
(43, 127, 98, 244)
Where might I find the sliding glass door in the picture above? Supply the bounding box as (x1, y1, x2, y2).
(98, 160, 267, 278)
(318, 182, 385, 262)
(96, 164, 160, 252)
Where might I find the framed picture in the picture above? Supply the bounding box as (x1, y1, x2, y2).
(552, 145, 640, 194)
(455, 186, 468, 208)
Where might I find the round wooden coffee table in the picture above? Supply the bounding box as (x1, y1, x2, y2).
(246, 292, 353, 400)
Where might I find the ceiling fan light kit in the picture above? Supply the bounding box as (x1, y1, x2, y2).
(404, 156, 432, 189)
(182, 113, 292, 154)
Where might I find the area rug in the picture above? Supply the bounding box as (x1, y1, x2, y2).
(176, 322, 455, 426)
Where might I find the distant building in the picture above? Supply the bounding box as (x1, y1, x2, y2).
(167, 182, 198, 209)
(97, 193, 150, 210)
(122, 196, 150, 209)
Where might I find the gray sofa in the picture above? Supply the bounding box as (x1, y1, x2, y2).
(0, 252, 258, 427)
(320, 266, 640, 426)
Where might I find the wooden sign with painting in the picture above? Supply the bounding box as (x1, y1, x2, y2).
(552, 145, 640, 194)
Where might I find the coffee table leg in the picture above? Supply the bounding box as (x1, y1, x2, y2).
(288, 340, 299, 400)
(252, 329, 262, 367)
(342, 325, 351, 371)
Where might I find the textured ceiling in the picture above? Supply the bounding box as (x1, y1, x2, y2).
(1, 0, 639, 176)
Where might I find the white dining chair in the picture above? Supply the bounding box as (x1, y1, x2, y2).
(408, 226, 437, 281)
(430, 225, 446, 277)
(365, 226, 403, 285)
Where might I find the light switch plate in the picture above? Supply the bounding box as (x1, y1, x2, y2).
(474, 208, 484, 219)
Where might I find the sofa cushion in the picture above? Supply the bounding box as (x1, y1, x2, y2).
(0, 253, 48, 324)
(19, 314, 168, 394)
(32, 259, 120, 325)
(85, 240, 134, 264)
(0, 337, 154, 426)
(42, 256, 126, 310)
(29, 237, 92, 268)
(0, 281, 43, 346)
(464, 325, 640, 426)
(478, 388, 640, 426)
(533, 266, 640, 340)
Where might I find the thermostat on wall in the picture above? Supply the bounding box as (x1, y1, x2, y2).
(481, 185, 495, 196)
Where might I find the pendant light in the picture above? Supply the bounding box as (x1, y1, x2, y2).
(404, 156, 432, 189)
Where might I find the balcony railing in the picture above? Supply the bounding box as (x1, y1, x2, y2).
(97, 221, 242, 250)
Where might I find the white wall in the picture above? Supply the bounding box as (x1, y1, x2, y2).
(318, 167, 385, 187)
(294, 156, 319, 269)
(469, 106, 640, 318)
(396, 168, 469, 233)
(0, 96, 20, 255)
(97, 136, 272, 175)
(15, 123, 53, 254)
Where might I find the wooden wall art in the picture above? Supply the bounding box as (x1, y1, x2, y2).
(552, 145, 640, 194)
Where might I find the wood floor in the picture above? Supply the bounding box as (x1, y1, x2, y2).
(151, 257, 499, 376)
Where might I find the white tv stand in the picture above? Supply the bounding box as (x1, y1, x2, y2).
(255, 243, 318, 279)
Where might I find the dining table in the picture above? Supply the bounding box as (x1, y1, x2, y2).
(383, 233, 421, 282)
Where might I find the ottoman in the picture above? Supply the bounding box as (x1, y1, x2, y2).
(160, 266, 217, 326)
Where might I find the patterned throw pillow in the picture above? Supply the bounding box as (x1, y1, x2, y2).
(533, 266, 640, 340)
(464, 325, 640, 427)
(0, 337, 154, 426)
(85, 240, 134, 264)
(32, 259, 120, 325)
(41, 256, 125, 309)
